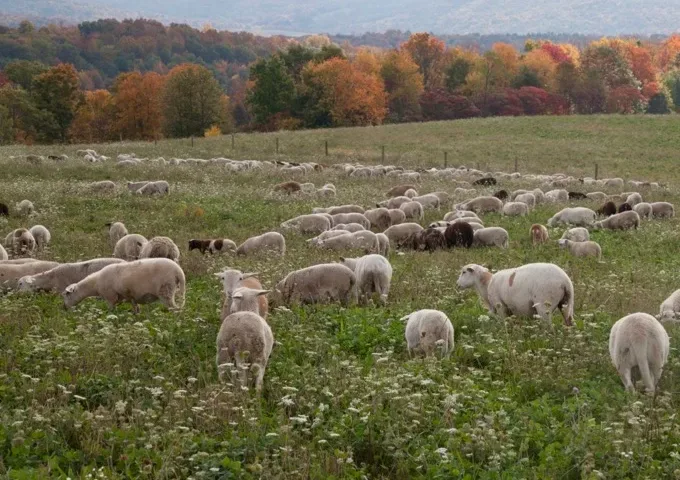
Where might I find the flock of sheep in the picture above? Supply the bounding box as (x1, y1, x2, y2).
(2, 154, 679, 396)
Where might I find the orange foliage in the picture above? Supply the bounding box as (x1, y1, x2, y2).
(522, 49, 558, 90)
(492, 43, 520, 79)
(627, 45, 656, 88)
(657, 35, 680, 71)
(113, 71, 165, 140)
(354, 48, 382, 77)
(401, 33, 446, 89)
(70, 89, 114, 143)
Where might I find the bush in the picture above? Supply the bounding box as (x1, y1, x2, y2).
(646, 92, 672, 114)
(419, 89, 481, 121)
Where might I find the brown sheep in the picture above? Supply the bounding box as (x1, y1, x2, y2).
(493, 190, 508, 200)
(597, 201, 617, 217)
(188, 239, 211, 253)
(530, 224, 549, 246)
(273, 181, 302, 195)
(444, 222, 474, 248)
(568, 191, 587, 200)
(402, 228, 446, 252)
(386, 184, 418, 197)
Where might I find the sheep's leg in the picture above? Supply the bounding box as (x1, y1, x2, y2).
(253, 363, 265, 393)
(619, 366, 635, 391)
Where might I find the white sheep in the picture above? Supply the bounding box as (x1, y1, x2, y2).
(400, 201, 424, 221)
(456, 263, 574, 325)
(403, 310, 454, 358)
(236, 232, 285, 256)
(558, 239, 602, 260)
(472, 227, 509, 249)
(313, 205, 364, 215)
(604, 178, 624, 190)
(229, 286, 271, 315)
(139, 236, 180, 262)
(107, 222, 128, 247)
(658, 289, 680, 322)
(340, 254, 392, 304)
(383, 223, 424, 245)
(385, 196, 412, 209)
(514, 193, 536, 210)
(376, 232, 390, 256)
(113, 234, 149, 261)
(443, 210, 481, 222)
(17, 258, 125, 293)
(280, 214, 331, 235)
(585, 192, 607, 202)
(331, 213, 371, 230)
(544, 189, 569, 203)
(502, 202, 529, 217)
(412, 194, 440, 210)
(136, 181, 169, 195)
(89, 180, 116, 193)
(29, 225, 51, 249)
(274, 263, 356, 306)
(16, 200, 34, 216)
(651, 202, 675, 218)
(307, 230, 351, 245)
(609, 313, 669, 392)
(547, 207, 596, 227)
(62, 258, 185, 312)
(626, 192, 642, 206)
(127, 181, 150, 192)
(4, 228, 36, 256)
(593, 210, 640, 230)
(318, 231, 379, 253)
(633, 202, 652, 219)
(404, 188, 418, 198)
(456, 196, 503, 213)
(560, 227, 590, 242)
(387, 209, 406, 225)
(0, 244, 7, 261)
(0, 260, 60, 289)
(332, 223, 366, 233)
(215, 269, 267, 319)
(364, 208, 392, 230)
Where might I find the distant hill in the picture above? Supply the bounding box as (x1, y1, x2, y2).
(1, 0, 679, 35)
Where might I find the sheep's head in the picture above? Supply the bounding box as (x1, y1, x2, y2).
(657, 310, 678, 323)
(339, 257, 358, 271)
(62, 284, 80, 309)
(230, 287, 270, 315)
(457, 264, 487, 289)
(16, 275, 36, 292)
(215, 269, 258, 294)
(557, 239, 569, 249)
(593, 221, 603, 230)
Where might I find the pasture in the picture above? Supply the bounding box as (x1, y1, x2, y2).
(2, 115, 680, 478)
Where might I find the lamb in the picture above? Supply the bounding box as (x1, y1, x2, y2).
(609, 313, 669, 393)
(399, 201, 424, 221)
(4, 228, 36, 256)
(617, 202, 632, 213)
(456, 263, 574, 325)
(136, 181, 169, 195)
(376, 233, 390, 256)
(106, 222, 128, 247)
(502, 202, 529, 217)
(404, 189, 417, 198)
(0, 261, 61, 289)
(113, 234, 149, 261)
(16, 200, 34, 216)
(401, 228, 446, 251)
(139, 236, 180, 262)
(274, 263, 356, 306)
(280, 214, 331, 235)
(387, 209, 406, 225)
(386, 185, 418, 197)
(444, 222, 474, 248)
(236, 232, 285, 256)
(0, 244, 6, 261)
(273, 181, 302, 194)
(127, 181, 150, 192)
(215, 269, 268, 319)
(547, 207, 596, 227)
(17, 258, 125, 293)
(216, 309, 274, 391)
(545, 189, 569, 203)
(456, 196, 503, 214)
(514, 193, 536, 210)
(403, 310, 454, 358)
(530, 224, 549, 246)
(558, 239, 602, 260)
(597, 201, 617, 217)
(89, 180, 116, 193)
(626, 192, 642, 206)
(340, 254, 392, 304)
(561, 227, 590, 242)
(331, 213, 371, 230)
(29, 225, 51, 249)
(364, 208, 392, 230)
(313, 205, 365, 215)
(651, 202, 675, 218)
(318, 231, 379, 253)
(593, 210, 640, 231)
(633, 202, 652, 219)
(62, 258, 185, 312)
(383, 223, 424, 245)
(412, 194, 440, 210)
(332, 223, 366, 233)
(188, 239, 237, 254)
(473, 227, 509, 249)
(658, 289, 680, 322)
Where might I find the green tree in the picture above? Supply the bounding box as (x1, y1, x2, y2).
(246, 56, 296, 126)
(512, 65, 542, 88)
(647, 92, 672, 114)
(445, 57, 472, 92)
(662, 70, 680, 110)
(163, 64, 224, 138)
(0, 86, 41, 142)
(0, 104, 13, 144)
(4, 60, 48, 90)
(31, 64, 82, 142)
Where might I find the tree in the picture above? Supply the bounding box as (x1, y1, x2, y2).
(445, 57, 472, 92)
(401, 33, 446, 90)
(572, 72, 607, 114)
(163, 64, 224, 138)
(657, 35, 680, 71)
(512, 66, 542, 88)
(31, 64, 82, 142)
(605, 86, 646, 114)
(647, 92, 671, 114)
(663, 70, 680, 109)
(0, 104, 13, 144)
(380, 50, 424, 122)
(246, 55, 296, 127)
(627, 45, 656, 88)
(491, 43, 520, 84)
(463, 51, 507, 111)
(580, 45, 638, 91)
(540, 43, 571, 64)
(4, 60, 48, 90)
(70, 90, 115, 143)
(0, 86, 40, 142)
(419, 89, 480, 121)
(113, 72, 165, 140)
(521, 49, 557, 90)
(354, 48, 382, 77)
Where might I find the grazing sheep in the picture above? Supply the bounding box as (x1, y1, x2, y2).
(444, 210, 481, 222)
(403, 310, 454, 358)
(586, 192, 607, 202)
(331, 213, 371, 230)
(514, 193, 536, 210)
(561, 227, 590, 242)
(430, 191, 451, 204)
(618, 202, 632, 213)
(558, 239, 602, 260)
(107, 222, 128, 247)
(29, 225, 51, 249)
(0, 202, 8, 216)
(376, 233, 390, 256)
(404, 189, 417, 198)
(609, 313, 669, 393)
(216, 269, 268, 320)
(400, 201, 424, 221)
(314, 205, 365, 215)
(456, 263, 574, 325)
(236, 232, 285, 256)
(472, 177, 497, 186)
(0, 244, 7, 261)
(340, 254, 392, 304)
(387, 209, 406, 226)
(597, 201, 617, 217)
(593, 211, 640, 231)
(274, 263, 356, 306)
(188, 239, 235, 254)
(384, 196, 412, 210)
(545, 189, 569, 203)
(386, 185, 418, 197)
(273, 181, 301, 194)
(62, 258, 185, 312)
(658, 290, 680, 322)
(318, 231, 379, 253)
(0, 261, 61, 289)
(402, 228, 446, 251)
(16, 200, 34, 216)
(139, 236, 180, 262)
(510, 189, 529, 201)
(493, 190, 508, 200)
(473, 227, 509, 249)
(412, 194, 440, 210)
(127, 181, 149, 192)
(4, 228, 36, 256)
(568, 191, 587, 200)
(604, 178, 625, 190)
(444, 222, 474, 248)
(633, 202, 653, 219)
(89, 180, 116, 193)
(307, 230, 352, 245)
(363, 207, 392, 231)
(216, 310, 273, 391)
(456, 196, 503, 214)
(332, 223, 366, 233)
(281, 214, 331, 235)
(384, 223, 424, 245)
(17, 258, 125, 293)
(626, 192, 642, 206)
(651, 202, 675, 218)
(113, 234, 149, 261)
(547, 207, 596, 227)
(532, 188, 545, 204)
(530, 224, 549, 246)
(502, 202, 529, 217)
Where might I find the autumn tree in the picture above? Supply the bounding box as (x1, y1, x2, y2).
(401, 33, 446, 90)
(580, 45, 638, 91)
(627, 45, 656, 88)
(70, 90, 115, 143)
(0, 86, 40, 142)
(662, 70, 680, 110)
(605, 86, 646, 113)
(656, 35, 680, 71)
(380, 50, 424, 122)
(491, 43, 520, 84)
(445, 57, 473, 92)
(419, 89, 480, 121)
(246, 55, 296, 127)
(521, 49, 557, 90)
(162, 64, 224, 138)
(31, 64, 82, 142)
(112, 72, 165, 140)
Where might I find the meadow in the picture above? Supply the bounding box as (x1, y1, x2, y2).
(2, 115, 680, 479)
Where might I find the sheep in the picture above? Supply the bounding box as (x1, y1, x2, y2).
(502, 202, 529, 217)
(530, 224, 549, 246)
(0, 244, 6, 261)
(236, 232, 285, 256)
(364, 208, 392, 230)
(127, 181, 150, 192)
(404, 189, 417, 198)
(444, 222, 474, 248)
(558, 239, 602, 260)
(473, 227, 509, 249)
(633, 202, 653, 219)
(385, 196, 412, 209)
(568, 191, 588, 200)
(307, 230, 352, 245)
(17, 258, 125, 293)
(510, 189, 529, 201)
(188, 239, 236, 254)
(29, 225, 51, 250)
(493, 190, 508, 200)
(62, 258, 185, 312)
(547, 207, 596, 227)
(604, 178, 625, 190)
(314, 205, 364, 215)
(403, 310, 454, 358)
(215, 269, 268, 319)
(444, 210, 481, 222)
(386, 185, 418, 197)
(561, 227, 590, 242)
(597, 201, 617, 217)
(472, 177, 496, 186)
(0, 202, 8, 216)
(430, 191, 451, 204)
(585, 192, 607, 202)
(651, 202, 675, 218)
(384, 223, 424, 246)
(106, 222, 128, 247)
(273, 181, 301, 194)
(412, 194, 440, 210)
(4, 228, 36, 256)
(514, 193, 536, 210)
(617, 202, 632, 213)
(136, 181, 169, 196)
(609, 313, 669, 393)
(331, 213, 371, 230)
(658, 290, 680, 322)
(593, 211, 640, 231)
(376, 233, 390, 256)
(340, 254, 392, 304)
(387, 209, 406, 226)
(16, 200, 34, 216)
(274, 263, 356, 306)
(89, 180, 116, 193)
(113, 234, 149, 261)
(626, 192, 642, 206)
(457, 196, 503, 214)
(400, 201, 424, 221)
(545, 189, 569, 203)
(332, 223, 366, 233)
(318, 231, 379, 253)
(316, 186, 336, 197)
(401, 228, 446, 251)
(456, 263, 574, 325)
(280, 214, 331, 235)
(139, 236, 180, 262)
(216, 310, 273, 392)
(0, 261, 60, 290)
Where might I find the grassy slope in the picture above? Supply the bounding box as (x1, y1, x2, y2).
(2, 116, 680, 478)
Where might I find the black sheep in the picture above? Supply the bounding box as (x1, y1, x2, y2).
(444, 222, 474, 248)
(473, 177, 497, 186)
(597, 201, 617, 217)
(618, 202, 632, 213)
(188, 239, 212, 254)
(0, 202, 8, 216)
(493, 189, 508, 200)
(568, 191, 587, 200)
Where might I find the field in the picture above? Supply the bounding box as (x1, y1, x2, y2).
(2, 115, 680, 479)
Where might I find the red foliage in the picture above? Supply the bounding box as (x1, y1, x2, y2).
(0, 71, 8, 88)
(482, 89, 523, 116)
(540, 43, 570, 64)
(419, 89, 481, 120)
(516, 87, 570, 115)
(642, 82, 660, 98)
(606, 86, 646, 114)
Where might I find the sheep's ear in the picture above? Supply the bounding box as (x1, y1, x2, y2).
(242, 272, 259, 279)
(214, 272, 224, 279)
(257, 290, 271, 296)
(64, 285, 75, 294)
(232, 291, 243, 299)
(339, 257, 345, 262)
(26, 277, 35, 285)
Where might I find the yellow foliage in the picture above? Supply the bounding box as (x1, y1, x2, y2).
(204, 125, 222, 137)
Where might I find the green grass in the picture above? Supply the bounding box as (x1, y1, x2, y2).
(2, 115, 680, 478)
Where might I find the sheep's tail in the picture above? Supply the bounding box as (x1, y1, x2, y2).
(176, 271, 186, 309)
(631, 339, 654, 392)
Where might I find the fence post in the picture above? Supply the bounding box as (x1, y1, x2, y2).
(595, 163, 599, 180)
(381, 145, 385, 163)
(325, 140, 328, 156)
(276, 137, 279, 154)
(154, 138, 157, 147)
(191, 136, 194, 147)
(444, 151, 448, 168)
(514, 158, 518, 173)
(231, 133, 235, 150)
